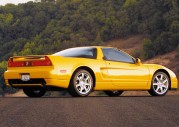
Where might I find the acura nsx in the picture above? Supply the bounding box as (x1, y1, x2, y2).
(4, 46, 178, 97)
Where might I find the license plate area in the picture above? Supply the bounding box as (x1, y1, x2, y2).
(21, 74, 30, 81)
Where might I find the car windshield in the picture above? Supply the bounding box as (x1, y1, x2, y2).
(53, 47, 97, 59)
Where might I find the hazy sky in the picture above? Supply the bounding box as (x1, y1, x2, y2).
(0, 0, 33, 6)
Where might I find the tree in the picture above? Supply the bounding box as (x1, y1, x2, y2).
(142, 38, 155, 59)
(0, 61, 7, 89)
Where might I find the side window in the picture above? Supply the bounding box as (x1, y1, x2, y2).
(102, 48, 134, 63)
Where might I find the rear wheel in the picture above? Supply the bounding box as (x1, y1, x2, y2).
(104, 90, 123, 97)
(68, 69, 94, 97)
(148, 72, 169, 96)
(23, 87, 46, 97)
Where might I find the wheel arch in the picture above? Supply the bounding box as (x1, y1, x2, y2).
(69, 66, 96, 88)
(153, 69, 171, 89)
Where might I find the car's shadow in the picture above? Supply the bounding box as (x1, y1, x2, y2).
(2, 95, 172, 98)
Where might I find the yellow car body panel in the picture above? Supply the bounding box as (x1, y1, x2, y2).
(4, 46, 178, 91)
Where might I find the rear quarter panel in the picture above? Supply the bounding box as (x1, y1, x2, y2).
(48, 55, 113, 89)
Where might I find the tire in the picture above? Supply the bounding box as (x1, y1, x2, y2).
(23, 87, 46, 97)
(104, 90, 123, 97)
(68, 69, 94, 97)
(148, 72, 170, 96)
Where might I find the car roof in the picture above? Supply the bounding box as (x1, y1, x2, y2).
(69, 46, 115, 49)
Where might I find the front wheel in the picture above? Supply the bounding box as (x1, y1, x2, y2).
(148, 72, 170, 96)
(104, 90, 123, 97)
(68, 69, 94, 97)
(23, 87, 46, 97)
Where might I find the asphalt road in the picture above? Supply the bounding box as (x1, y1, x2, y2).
(0, 96, 179, 127)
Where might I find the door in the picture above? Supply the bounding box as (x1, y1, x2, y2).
(102, 48, 150, 89)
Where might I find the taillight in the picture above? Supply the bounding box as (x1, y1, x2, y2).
(8, 58, 25, 67)
(8, 56, 52, 67)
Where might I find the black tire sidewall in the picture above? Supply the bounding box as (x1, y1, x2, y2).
(23, 87, 46, 97)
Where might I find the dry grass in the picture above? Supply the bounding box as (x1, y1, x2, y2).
(4, 90, 26, 97)
(106, 35, 146, 54)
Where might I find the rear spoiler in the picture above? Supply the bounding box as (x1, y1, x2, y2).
(11, 55, 47, 59)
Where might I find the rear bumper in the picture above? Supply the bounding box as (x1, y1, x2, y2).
(4, 67, 70, 89)
(5, 78, 69, 89)
(6, 78, 46, 88)
(4, 66, 56, 79)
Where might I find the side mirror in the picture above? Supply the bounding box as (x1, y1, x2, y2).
(103, 56, 107, 60)
(136, 58, 141, 65)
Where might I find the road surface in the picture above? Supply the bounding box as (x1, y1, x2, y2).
(0, 96, 179, 127)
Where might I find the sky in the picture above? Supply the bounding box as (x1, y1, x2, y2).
(0, 0, 33, 6)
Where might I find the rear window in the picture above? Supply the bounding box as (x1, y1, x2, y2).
(53, 47, 97, 59)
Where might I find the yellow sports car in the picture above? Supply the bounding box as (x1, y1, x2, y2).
(4, 46, 178, 97)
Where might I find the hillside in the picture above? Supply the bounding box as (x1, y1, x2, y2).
(107, 35, 145, 54)
(0, 0, 179, 60)
(0, 0, 179, 91)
